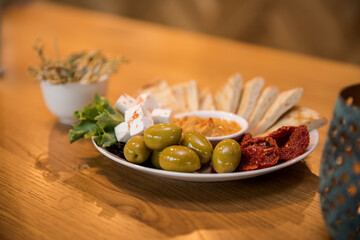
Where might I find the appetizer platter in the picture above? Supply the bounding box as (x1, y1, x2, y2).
(92, 130, 319, 182)
(69, 73, 327, 181)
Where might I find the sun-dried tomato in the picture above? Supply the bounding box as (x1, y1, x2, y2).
(239, 133, 252, 145)
(239, 146, 264, 171)
(273, 125, 310, 160)
(239, 137, 279, 171)
(268, 126, 296, 146)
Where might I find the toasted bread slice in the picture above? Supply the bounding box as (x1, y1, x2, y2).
(184, 80, 199, 111)
(138, 79, 168, 94)
(171, 80, 199, 112)
(215, 74, 242, 113)
(263, 106, 328, 135)
(171, 84, 187, 112)
(199, 89, 215, 110)
(237, 77, 264, 119)
(139, 80, 183, 113)
(247, 86, 279, 132)
(252, 88, 303, 135)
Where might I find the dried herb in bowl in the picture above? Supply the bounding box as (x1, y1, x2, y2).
(28, 41, 127, 84)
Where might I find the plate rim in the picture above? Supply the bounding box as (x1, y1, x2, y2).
(92, 130, 319, 182)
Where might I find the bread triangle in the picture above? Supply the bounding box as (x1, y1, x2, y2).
(237, 77, 264, 119)
(171, 84, 187, 112)
(252, 88, 303, 135)
(172, 81, 199, 112)
(139, 80, 183, 113)
(247, 86, 279, 132)
(199, 89, 215, 110)
(263, 106, 327, 135)
(215, 74, 242, 113)
(184, 80, 199, 111)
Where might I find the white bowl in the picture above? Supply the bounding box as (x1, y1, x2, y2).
(40, 78, 108, 124)
(174, 110, 248, 146)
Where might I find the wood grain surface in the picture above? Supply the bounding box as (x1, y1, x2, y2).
(1, 2, 360, 240)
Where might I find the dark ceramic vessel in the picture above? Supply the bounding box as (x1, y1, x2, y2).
(320, 84, 360, 240)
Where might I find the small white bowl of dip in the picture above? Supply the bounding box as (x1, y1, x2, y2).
(40, 78, 108, 125)
(174, 110, 248, 146)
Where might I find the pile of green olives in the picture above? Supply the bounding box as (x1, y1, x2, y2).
(123, 123, 242, 173)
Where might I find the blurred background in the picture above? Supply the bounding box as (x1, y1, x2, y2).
(5, 0, 360, 65)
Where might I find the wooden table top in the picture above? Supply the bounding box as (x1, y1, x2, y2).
(1, 2, 360, 239)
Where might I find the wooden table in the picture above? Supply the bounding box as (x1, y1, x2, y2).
(1, 2, 360, 239)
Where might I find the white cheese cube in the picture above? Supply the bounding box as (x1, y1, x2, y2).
(136, 93, 160, 113)
(115, 93, 136, 114)
(114, 122, 131, 142)
(125, 104, 154, 136)
(129, 116, 154, 136)
(151, 108, 172, 124)
(125, 104, 149, 123)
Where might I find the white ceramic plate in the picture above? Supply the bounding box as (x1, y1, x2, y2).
(92, 130, 319, 182)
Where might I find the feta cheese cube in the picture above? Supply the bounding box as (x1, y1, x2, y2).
(114, 122, 131, 142)
(136, 93, 159, 113)
(129, 116, 154, 136)
(125, 104, 149, 123)
(114, 91, 174, 141)
(115, 93, 136, 114)
(125, 104, 154, 136)
(151, 108, 172, 124)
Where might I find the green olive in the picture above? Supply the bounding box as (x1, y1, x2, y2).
(150, 151, 162, 169)
(144, 123, 182, 151)
(181, 130, 213, 164)
(159, 146, 201, 172)
(212, 139, 241, 173)
(124, 135, 151, 164)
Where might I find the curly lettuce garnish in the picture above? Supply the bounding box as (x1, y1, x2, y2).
(69, 94, 124, 147)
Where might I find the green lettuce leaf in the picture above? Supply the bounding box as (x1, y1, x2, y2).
(94, 131, 118, 148)
(95, 110, 124, 130)
(68, 120, 99, 143)
(68, 94, 124, 147)
(73, 103, 99, 121)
